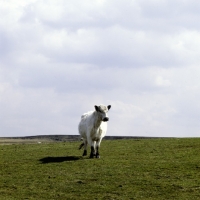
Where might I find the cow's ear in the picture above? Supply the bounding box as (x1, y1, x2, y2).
(107, 105, 111, 110)
(95, 105, 99, 112)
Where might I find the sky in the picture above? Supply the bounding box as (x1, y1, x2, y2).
(1, 0, 200, 137)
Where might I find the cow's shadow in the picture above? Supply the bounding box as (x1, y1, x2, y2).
(39, 156, 83, 164)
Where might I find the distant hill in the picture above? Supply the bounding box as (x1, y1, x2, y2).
(0, 135, 165, 142)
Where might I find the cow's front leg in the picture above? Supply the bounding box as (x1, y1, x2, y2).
(96, 140, 101, 158)
(89, 146, 96, 158)
(96, 146, 100, 158)
(89, 141, 96, 158)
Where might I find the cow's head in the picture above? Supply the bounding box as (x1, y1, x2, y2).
(95, 105, 111, 122)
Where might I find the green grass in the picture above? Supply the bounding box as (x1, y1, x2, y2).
(1, 138, 200, 199)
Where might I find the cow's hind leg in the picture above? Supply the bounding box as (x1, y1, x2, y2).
(83, 150, 87, 156)
(79, 142, 84, 150)
(82, 139, 87, 156)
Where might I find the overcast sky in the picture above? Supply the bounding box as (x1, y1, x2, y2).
(1, 0, 200, 137)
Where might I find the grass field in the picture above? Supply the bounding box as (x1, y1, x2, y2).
(1, 138, 200, 199)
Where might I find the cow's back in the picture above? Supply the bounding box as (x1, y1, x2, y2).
(78, 111, 94, 138)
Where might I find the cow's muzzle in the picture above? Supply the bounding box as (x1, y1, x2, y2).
(103, 117, 109, 122)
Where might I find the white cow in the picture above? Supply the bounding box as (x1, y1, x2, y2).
(78, 104, 111, 158)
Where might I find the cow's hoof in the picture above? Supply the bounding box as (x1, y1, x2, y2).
(96, 153, 100, 158)
(89, 154, 95, 158)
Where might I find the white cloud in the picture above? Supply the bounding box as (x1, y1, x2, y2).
(155, 76, 171, 87)
(1, 0, 200, 137)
